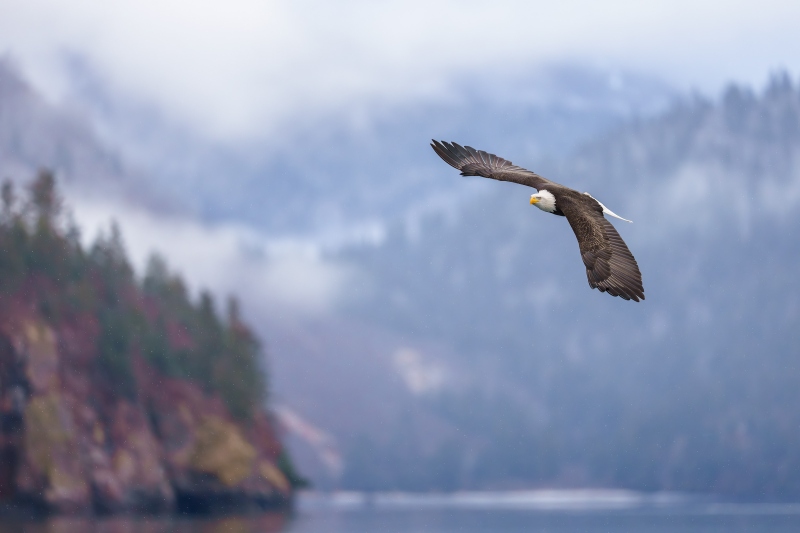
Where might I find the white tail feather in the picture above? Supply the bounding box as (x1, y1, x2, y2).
(583, 193, 633, 223)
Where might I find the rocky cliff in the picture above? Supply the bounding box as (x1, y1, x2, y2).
(0, 173, 295, 514)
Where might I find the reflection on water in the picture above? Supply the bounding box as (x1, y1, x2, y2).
(2, 509, 800, 533)
(4, 493, 800, 533)
(0, 514, 287, 533)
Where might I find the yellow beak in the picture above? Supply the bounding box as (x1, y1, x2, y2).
(530, 197, 539, 205)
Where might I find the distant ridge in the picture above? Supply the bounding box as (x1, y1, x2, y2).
(332, 72, 800, 497)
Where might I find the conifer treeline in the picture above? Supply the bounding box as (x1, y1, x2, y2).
(0, 170, 266, 419)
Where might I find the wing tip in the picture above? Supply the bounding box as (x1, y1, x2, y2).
(589, 274, 645, 302)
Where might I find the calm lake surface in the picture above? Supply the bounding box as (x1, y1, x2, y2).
(4, 492, 800, 533)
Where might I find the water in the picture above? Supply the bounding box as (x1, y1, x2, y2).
(3, 508, 800, 533)
(3, 493, 800, 533)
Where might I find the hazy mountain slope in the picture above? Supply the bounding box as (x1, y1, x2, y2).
(65, 61, 675, 238)
(262, 313, 477, 490)
(0, 61, 114, 191)
(0, 59, 167, 211)
(336, 73, 800, 496)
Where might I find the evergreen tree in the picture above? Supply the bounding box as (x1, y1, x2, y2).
(27, 169, 61, 227)
(0, 170, 270, 418)
(215, 295, 267, 419)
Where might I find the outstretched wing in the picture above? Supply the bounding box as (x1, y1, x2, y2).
(560, 197, 645, 301)
(431, 140, 556, 191)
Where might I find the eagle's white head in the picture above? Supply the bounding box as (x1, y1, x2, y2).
(530, 190, 556, 213)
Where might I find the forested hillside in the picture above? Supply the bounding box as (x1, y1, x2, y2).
(337, 73, 800, 497)
(0, 172, 300, 513)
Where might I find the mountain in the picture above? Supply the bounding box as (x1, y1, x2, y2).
(333, 72, 800, 497)
(63, 59, 676, 239)
(0, 59, 164, 212)
(13, 55, 797, 498)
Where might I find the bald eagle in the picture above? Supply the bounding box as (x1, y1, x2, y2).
(431, 140, 644, 302)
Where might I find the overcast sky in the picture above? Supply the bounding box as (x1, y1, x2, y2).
(1, 0, 799, 141)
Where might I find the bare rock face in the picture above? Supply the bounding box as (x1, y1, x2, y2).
(0, 311, 290, 514)
(143, 366, 289, 513)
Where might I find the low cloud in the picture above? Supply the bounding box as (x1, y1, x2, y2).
(68, 192, 353, 316)
(2, 0, 800, 141)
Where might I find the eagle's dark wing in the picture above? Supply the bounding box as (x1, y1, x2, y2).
(559, 197, 645, 301)
(431, 140, 556, 191)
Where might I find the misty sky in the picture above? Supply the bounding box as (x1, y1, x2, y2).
(1, 0, 799, 142)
